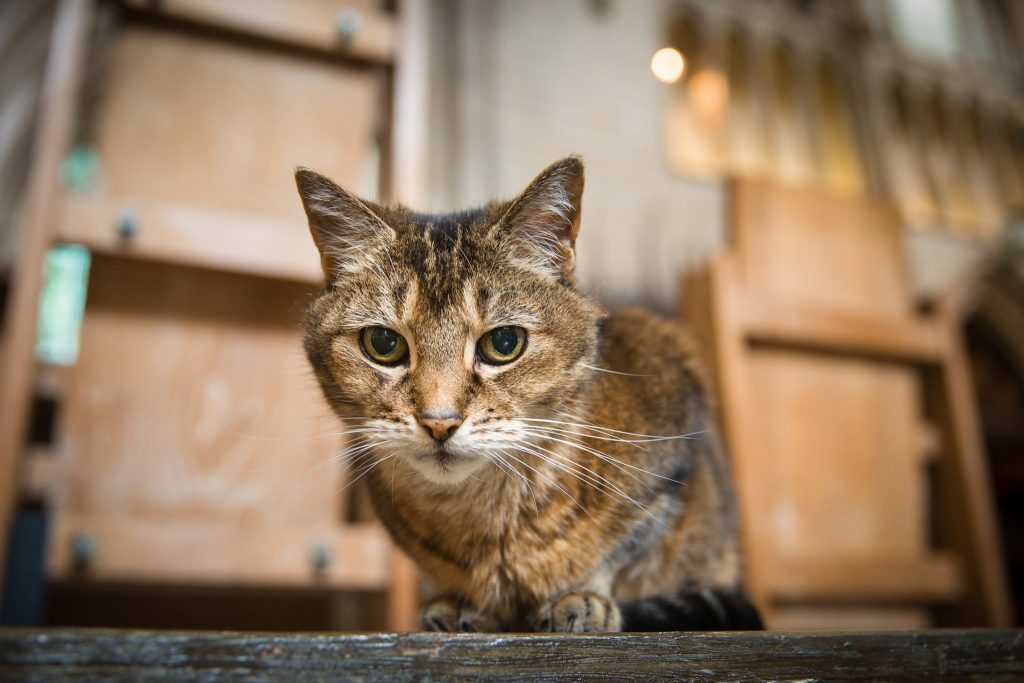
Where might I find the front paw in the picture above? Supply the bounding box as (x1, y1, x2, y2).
(421, 596, 500, 632)
(530, 591, 622, 632)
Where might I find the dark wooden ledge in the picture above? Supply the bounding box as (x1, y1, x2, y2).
(1, 628, 1022, 681)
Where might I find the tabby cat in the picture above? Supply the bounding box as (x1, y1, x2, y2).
(296, 156, 761, 632)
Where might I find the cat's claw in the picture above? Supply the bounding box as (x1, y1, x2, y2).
(421, 596, 500, 633)
(531, 591, 622, 633)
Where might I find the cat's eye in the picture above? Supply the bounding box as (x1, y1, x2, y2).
(360, 327, 409, 366)
(478, 326, 527, 365)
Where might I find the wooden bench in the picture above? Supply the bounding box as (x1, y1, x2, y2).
(1, 628, 1022, 680)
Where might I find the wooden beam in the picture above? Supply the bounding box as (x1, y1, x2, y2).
(700, 253, 770, 622)
(766, 554, 961, 603)
(740, 297, 949, 364)
(47, 515, 394, 591)
(2, 629, 1022, 680)
(119, 0, 396, 64)
(0, 0, 93, 601)
(57, 195, 323, 284)
(927, 314, 1013, 626)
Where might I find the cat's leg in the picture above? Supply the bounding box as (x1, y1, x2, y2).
(421, 595, 501, 632)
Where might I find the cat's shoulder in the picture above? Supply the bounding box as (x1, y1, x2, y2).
(598, 307, 701, 374)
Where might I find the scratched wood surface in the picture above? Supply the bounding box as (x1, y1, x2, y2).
(0, 628, 1022, 681)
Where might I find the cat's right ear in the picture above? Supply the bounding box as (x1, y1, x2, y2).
(295, 168, 395, 284)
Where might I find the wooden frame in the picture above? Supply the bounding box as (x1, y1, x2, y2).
(681, 180, 1011, 627)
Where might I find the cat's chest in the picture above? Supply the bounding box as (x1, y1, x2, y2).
(398, 482, 607, 611)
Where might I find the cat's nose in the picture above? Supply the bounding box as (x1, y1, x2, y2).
(418, 413, 464, 442)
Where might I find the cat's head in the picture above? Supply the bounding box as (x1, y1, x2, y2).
(297, 157, 602, 485)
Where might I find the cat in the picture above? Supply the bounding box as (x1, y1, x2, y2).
(295, 156, 761, 632)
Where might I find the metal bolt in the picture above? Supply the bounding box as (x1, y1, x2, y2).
(115, 210, 138, 241)
(310, 544, 332, 573)
(335, 9, 362, 41)
(71, 533, 97, 567)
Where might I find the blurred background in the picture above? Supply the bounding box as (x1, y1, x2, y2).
(0, 0, 1021, 632)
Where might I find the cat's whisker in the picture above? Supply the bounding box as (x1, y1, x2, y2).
(518, 428, 684, 485)
(509, 437, 636, 494)
(581, 363, 650, 377)
(498, 448, 590, 518)
(523, 415, 705, 442)
(245, 430, 385, 474)
(512, 443, 667, 528)
(513, 424, 655, 452)
(508, 438, 635, 501)
(484, 448, 541, 509)
(336, 450, 397, 495)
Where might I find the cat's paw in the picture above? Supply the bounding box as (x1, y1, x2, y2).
(421, 596, 500, 632)
(530, 591, 622, 632)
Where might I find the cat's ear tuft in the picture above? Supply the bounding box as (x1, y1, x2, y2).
(497, 156, 585, 284)
(295, 167, 395, 285)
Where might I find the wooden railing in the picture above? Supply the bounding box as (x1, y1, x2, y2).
(1, 628, 1022, 680)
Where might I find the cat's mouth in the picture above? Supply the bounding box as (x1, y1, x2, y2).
(421, 442, 465, 463)
(404, 441, 486, 485)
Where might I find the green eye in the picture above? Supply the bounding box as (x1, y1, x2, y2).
(478, 326, 527, 365)
(360, 327, 409, 366)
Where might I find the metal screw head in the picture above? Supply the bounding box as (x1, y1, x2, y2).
(335, 8, 362, 40)
(71, 533, 98, 567)
(310, 544, 332, 573)
(115, 210, 138, 241)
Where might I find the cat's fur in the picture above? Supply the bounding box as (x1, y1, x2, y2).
(296, 156, 761, 632)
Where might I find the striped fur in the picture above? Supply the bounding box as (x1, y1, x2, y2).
(296, 156, 760, 632)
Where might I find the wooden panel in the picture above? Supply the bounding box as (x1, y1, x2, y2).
(765, 555, 961, 602)
(122, 0, 396, 63)
(58, 195, 322, 283)
(47, 515, 391, 589)
(746, 348, 927, 562)
(91, 26, 380, 219)
(3, 629, 1023, 681)
(56, 256, 342, 526)
(730, 180, 910, 317)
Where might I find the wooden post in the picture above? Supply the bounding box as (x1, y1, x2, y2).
(390, 0, 429, 207)
(0, 0, 92, 601)
(928, 313, 1012, 626)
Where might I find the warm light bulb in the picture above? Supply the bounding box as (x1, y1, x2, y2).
(651, 47, 685, 84)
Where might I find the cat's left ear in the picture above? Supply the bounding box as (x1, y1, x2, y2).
(496, 156, 584, 284)
(295, 168, 395, 285)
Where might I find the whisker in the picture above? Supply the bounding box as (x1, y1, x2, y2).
(519, 428, 684, 485)
(508, 438, 633, 500)
(499, 448, 590, 517)
(523, 414, 705, 442)
(509, 442, 667, 527)
(582, 363, 650, 377)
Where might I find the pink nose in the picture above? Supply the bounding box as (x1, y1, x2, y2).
(418, 414, 464, 442)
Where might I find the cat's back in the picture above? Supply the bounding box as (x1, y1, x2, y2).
(592, 307, 711, 438)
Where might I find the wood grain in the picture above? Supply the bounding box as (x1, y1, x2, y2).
(57, 257, 340, 525)
(1, 629, 1021, 681)
(92, 26, 381, 219)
